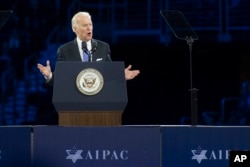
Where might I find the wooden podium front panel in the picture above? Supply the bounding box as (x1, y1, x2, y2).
(58, 111, 122, 126)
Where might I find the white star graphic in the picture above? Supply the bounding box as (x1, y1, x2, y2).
(66, 149, 83, 163)
(191, 149, 207, 164)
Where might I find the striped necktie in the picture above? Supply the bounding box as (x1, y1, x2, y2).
(83, 50, 89, 62)
(82, 41, 89, 62)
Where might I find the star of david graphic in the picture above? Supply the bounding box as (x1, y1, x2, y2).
(66, 149, 83, 163)
(191, 148, 208, 164)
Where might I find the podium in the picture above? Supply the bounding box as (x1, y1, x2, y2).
(52, 61, 128, 126)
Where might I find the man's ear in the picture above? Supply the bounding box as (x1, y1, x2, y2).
(72, 26, 76, 33)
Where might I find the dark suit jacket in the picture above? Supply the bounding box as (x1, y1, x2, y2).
(57, 38, 112, 62)
(47, 38, 112, 86)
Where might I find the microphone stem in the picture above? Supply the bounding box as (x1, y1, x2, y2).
(88, 50, 92, 62)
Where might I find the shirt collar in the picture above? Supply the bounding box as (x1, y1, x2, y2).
(77, 37, 91, 51)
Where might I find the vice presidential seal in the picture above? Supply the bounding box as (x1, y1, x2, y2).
(76, 68, 104, 95)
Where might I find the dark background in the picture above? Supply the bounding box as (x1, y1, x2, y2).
(0, 0, 250, 126)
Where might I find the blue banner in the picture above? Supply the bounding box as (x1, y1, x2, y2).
(0, 126, 31, 167)
(161, 126, 250, 167)
(33, 126, 161, 167)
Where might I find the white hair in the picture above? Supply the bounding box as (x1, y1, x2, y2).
(71, 11, 91, 28)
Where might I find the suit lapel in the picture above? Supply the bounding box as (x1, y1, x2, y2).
(73, 39, 82, 61)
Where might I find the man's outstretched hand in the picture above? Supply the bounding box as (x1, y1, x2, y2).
(124, 64, 140, 80)
(37, 60, 52, 79)
(37, 61, 140, 81)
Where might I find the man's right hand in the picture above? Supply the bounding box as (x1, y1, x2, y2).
(37, 60, 52, 79)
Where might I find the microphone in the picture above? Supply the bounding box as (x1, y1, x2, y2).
(81, 41, 87, 51)
(91, 40, 98, 52)
(90, 40, 98, 62)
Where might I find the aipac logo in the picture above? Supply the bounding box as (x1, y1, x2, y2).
(65, 146, 129, 164)
(191, 146, 208, 164)
(66, 146, 83, 164)
(191, 146, 230, 164)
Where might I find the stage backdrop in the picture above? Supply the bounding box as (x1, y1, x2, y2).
(33, 126, 161, 167)
(161, 126, 250, 167)
(0, 126, 31, 167)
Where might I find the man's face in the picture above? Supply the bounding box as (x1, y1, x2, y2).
(74, 15, 93, 41)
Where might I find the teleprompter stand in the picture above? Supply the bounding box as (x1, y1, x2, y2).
(160, 10, 199, 126)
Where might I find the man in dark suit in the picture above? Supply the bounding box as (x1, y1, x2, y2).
(37, 11, 140, 85)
